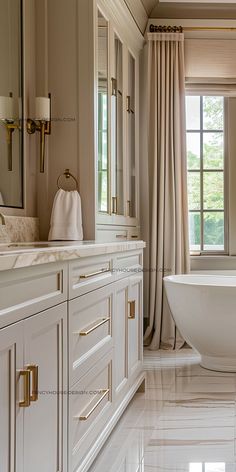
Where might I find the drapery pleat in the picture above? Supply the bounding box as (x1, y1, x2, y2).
(144, 32, 190, 350)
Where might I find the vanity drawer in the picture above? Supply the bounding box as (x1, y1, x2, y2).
(113, 250, 143, 280)
(96, 227, 128, 242)
(0, 262, 67, 328)
(69, 350, 112, 472)
(69, 284, 114, 385)
(69, 255, 115, 299)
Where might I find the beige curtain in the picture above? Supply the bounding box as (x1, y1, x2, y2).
(144, 32, 190, 350)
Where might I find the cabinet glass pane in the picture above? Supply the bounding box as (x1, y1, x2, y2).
(127, 52, 136, 217)
(111, 36, 124, 215)
(97, 10, 109, 213)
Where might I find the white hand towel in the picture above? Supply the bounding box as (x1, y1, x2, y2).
(0, 192, 4, 206)
(48, 189, 83, 241)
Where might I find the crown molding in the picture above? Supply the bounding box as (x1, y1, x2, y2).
(98, 0, 145, 51)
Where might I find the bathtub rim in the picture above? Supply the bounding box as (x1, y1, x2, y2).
(164, 274, 236, 288)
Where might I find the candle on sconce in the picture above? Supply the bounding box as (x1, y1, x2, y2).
(0, 96, 17, 121)
(35, 97, 51, 122)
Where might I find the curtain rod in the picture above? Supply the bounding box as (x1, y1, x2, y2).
(149, 24, 236, 33)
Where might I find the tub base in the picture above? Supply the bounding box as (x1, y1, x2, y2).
(201, 355, 236, 373)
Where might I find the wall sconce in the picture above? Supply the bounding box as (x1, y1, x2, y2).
(0, 92, 19, 171)
(27, 93, 51, 173)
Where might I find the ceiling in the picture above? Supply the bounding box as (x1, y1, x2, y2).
(140, 0, 236, 18)
(124, 0, 236, 36)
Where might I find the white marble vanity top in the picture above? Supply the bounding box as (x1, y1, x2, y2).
(0, 240, 146, 272)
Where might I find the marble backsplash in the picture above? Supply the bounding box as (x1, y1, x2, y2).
(0, 216, 39, 243)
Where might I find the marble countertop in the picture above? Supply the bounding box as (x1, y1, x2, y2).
(0, 240, 146, 272)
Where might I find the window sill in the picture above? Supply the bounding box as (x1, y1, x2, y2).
(190, 254, 236, 271)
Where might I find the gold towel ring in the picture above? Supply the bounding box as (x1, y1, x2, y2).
(57, 169, 79, 191)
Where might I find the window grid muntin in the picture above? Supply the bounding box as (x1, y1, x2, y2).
(186, 95, 226, 253)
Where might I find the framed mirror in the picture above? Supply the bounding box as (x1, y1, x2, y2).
(0, 0, 23, 208)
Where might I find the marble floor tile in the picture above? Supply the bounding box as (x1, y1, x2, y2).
(89, 350, 236, 471)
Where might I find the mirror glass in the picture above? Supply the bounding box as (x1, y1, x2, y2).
(97, 9, 109, 214)
(0, 0, 23, 208)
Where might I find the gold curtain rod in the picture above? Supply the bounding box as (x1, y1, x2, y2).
(149, 24, 236, 33)
(185, 26, 236, 31)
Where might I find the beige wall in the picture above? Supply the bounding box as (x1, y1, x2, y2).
(35, 0, 79, 239)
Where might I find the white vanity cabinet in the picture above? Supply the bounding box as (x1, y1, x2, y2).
(114, 273, 143, 403)
(0, 243, 145, 472)
(0, 323, 24, 472)
(23, 304, 67, 472)
(0, 303, 67, 472)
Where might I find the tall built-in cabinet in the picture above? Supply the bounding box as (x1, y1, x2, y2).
(78, 0, 144, 241)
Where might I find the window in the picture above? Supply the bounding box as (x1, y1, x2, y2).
(186, 95, 226, 253)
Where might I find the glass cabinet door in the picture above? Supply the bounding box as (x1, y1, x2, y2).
(127, 52, 136, 218)
(97, 10, 109, 213)
(111, 35, 124, 215)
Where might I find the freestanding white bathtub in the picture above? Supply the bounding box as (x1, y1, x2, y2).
(164, 274, 236, 372)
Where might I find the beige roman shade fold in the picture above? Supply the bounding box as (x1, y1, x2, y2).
(185, 39, 236, 79)
(185, 79, 236, 97)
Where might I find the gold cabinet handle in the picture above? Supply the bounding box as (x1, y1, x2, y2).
(27, 365, 39, 402)
(127, 200, 131, 217)
(19, 370, 31, 407)
(111, 77, 117, 96)
(112, 196, 117, 214)
(75, 389, 109, 421)
(74, 316, 111, 336)
(80, 268, 110, 279)
(128, 300, 136, 319)
(116, 234, 127, 239)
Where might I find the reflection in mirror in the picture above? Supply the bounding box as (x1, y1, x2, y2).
(97, 9, 109, 214)
(0, 0, 23, 208)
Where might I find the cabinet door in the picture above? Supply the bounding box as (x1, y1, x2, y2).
(128, 274, 143, 379)
(111, 34, 124, 216)
(0, 322, 24, 472)
(113, 278, 129, 399)
(97, 8, 110, 215)
(23, 303, 67, 472)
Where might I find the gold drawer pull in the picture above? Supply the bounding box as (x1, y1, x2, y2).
(116, 234, 127, 239)
(128, 300, 136, 319)
(80, 268, 110, 279)
(19, 370, 31, 407)
(127, 200, 131, 216)
(27, 365, 39, 402)
(74, 317, 111, 336)
(77, 389, 109, 421)
(112, 196, 117, 214)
